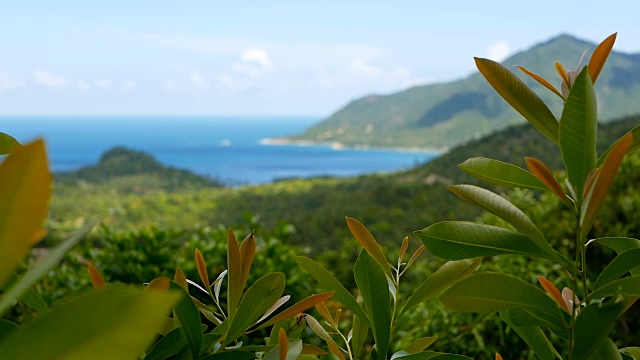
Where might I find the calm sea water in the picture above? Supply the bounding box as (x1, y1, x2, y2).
(1, 116, 439, 185)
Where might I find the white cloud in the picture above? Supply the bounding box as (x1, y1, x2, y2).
(161, 80, 182, 92)
(33, 70, 66, 88)
(0, 73, 27, 91)
(240, 48, 273, 69)
(95, 79, 112, 91)
(486, 40, 511, 62)
(189, 70, 208, 90)
(75, 80, 91, 92)
(122, 80, 138, 91)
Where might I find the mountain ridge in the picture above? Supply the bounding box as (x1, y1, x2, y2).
(285, 33, 640, 149)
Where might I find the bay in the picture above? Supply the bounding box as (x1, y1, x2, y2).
(0, 116, 440, 185)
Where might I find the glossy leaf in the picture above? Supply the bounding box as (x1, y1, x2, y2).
(581, 133, 633, 233)
(146, 277, 170, 291)
(239, 232, 256, 294)
(500, 311, 556, 360)
(195, 248, 210, 291)
(305, 314, 333, 343)
(595, 248, 640, 288)
(588, 33, 617, 83)
(200, 351, 255, 360)
(572, 301, 625, 360)
(401, 258, 481, 316)
(295, 256, 369, 325)
(0, 139, 51, 286)
(621, 348, 640, 359)
(589, 338, 623, 360)
(596, 237, 640, 255)
(0, 289, 180, 360)
(598, 122, 640, 165)
(516, 66, 563, 99)
(264, 338, 303, 360)
(415, 221, 552, 261)
(278, 328, 288, 360)
(143, 327, 188, 360)
(390, 352, 472, 359)
(254, 291, 334, 330)
(589, 276, 640, 299)
(258, 295, 290, 324)
(351, 294, 369, 358)
(224, 272, 285, 347)
(170, 282, 202, 359)
(354, 251, 391, 360)
(475, 57, 559, 143)
(174, 268, 188, 290)
(503, 307, 568, 339)
(88, 263, 106, 289)
(403, 337, 438, 354)
(555, 62, 571, 89)
(440, 272, 559, 313)
(406, 245, 426, 269)
(458, 157, 547, 190)
(0, 221, 96, 316)
(537, 276, 570, 313)
(227, 228, 242, 317)
(346, 217, 393, 279)
(448, 185, 557, 260)
(525, 157, 572, 206)
(0, 133, 20, 155)
(559, 67, 597, 200)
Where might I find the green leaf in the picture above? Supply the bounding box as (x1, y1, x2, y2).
(572, 301, 625, 360)
(596, 237, 640, 254)
(143, 327, 187, 360)
(588, 338, 623, 360)
(503, 307, 568, 339)
(621, 347, 640, 359)
(402, 337, 438, 354)
(170, 282, 202, 359)
(559, 67, 597, 201)
(354, 251, 391, 360)
(391, 351, 473, 359)
(0, 133, 20, 155)
(447, 185, 558, 261)
(264, 339, 303, 360)
(21, 288, 49, 313)
(346, 217, 393, 279)
(0, 289, 180, 360)
(594, 248, 640, 288)
(415, 221, 553, 261)
(474, 57, 559, 143)
(254, 291, 335, 330)
(401, 258, 481, 316)
(224, 272, 285, 347)
(0, 139, 52, 286)
(295, 256, 369, 325)
(0, 319, 17, 341)
(589, 276, 640, 299)
(0, 221, 96, 316)
(227, 228, 243, 318)
(351, 296, 369, 358)
(440, 272, 560, 314)
(200, 350, 255, 360)
(598, 122, 640, 165)
(500, 310, 557, 360)
(458, 157, 547, 190)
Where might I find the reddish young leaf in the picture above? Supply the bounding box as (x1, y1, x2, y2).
(537, 276, 570, 313)
(278, 328, 288, 360)
(588, 33, 617, 83)
(174, 268, 188, 291)
(525, 157, 572, 206)
(516, 66, 564, 99)
(194, 248, 210, 290)
(87, 263, 106, 289)
(239, 231, 256, 293)
(345, 217, 393, 279)
(146, 277, 170, 291)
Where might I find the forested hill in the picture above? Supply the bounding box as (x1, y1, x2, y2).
(287, 34, 640, 149)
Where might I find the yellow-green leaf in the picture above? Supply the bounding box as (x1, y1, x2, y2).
(345, 217, 393, 279)
(459, 157, 547, 190)
(516, 66, 564, 99)
(0, 289, 181, 360)
(0, 139, 51, 286)
(174, 268, 188, 291)
(588, 33, 617, 83)
(0, 133, 21, 155)
(475, 57, 559, 143)
(555, 62, 571, 88)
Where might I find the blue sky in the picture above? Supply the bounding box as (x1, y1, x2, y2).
(1, 1, 639, 116)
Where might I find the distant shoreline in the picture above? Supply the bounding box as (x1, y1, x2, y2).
(260, 137, 447, 154)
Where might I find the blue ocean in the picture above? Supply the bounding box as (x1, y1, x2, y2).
(1, 116, 440, 185)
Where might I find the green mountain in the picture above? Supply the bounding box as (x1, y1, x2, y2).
(287, 34, 640, 148)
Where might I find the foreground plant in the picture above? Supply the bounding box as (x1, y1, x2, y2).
(416, 33, 640, 359)
(296, 217, 480, 359)
(0, 135, 181, 359)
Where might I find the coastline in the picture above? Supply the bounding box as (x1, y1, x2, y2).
(260, 137, 447, 154)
